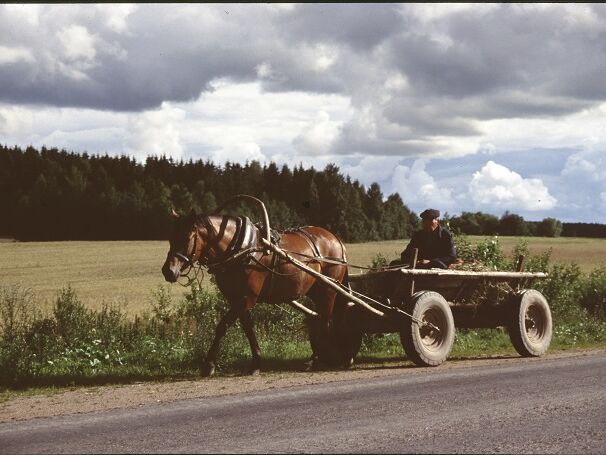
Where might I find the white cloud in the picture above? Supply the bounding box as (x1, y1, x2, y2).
(255, 62, 285, 83)
(57, 25, 96, 61)
(209, 142, 266, 165)
(311, 44, 338, 72)
(562, 148, 606, 181)
(406, 3, 498, 23)
(95, 4, 137, 33)
(391, 159, 455, 210)
(469, 161, 557, 211)
(479, 102, 606, 153)
(293, 111, 342, 155)
(0, 103, 130, 147)
(0, 105, 33, 136)
(341, 155, 402, 190)
(126, 104, 185, 162)
(177, 80, 351, 163)
(0, 46, 34, 65)
(3, 4, 40, 26)
(557, 148, 606, 219)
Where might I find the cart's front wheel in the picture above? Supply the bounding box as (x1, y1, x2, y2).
(509, 290, 552, 357)
(400, 291, 455, 367)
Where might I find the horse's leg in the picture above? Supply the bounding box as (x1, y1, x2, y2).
(238, 308, 261, 375)
(304, 313, 321, 368)
(307, 291, 336, 369)
(308, 268, 349, 368)
(202, 308, 238, 377)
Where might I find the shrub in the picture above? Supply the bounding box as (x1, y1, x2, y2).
(535, 263, 583, 319)
(0, 285, 39, 386)
(579, 265, 606, 320)
(0, 285, 38, 339)
(474, 236, 505, 270)
(53, 286, 95, 346)
(454, 235, 505, 270)
(507, 240, 551, 272)
(150, 285, 174, 324)
(370, 253, 389, 270)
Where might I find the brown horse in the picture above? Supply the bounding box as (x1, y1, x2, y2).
(161, 209, 348, 376)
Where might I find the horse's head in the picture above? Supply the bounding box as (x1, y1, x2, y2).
(162, 209, 204, 283)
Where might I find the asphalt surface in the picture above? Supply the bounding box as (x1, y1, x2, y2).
(1, 352, 605, 454)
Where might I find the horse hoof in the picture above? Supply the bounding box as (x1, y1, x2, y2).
(250, 368, 261, 376)
(201, 361, 215, 377)
(302, 355, 318, 371)
(302, 358, 324, 372)
(343, 357, 354, 369)
(301, 361, 314, 372)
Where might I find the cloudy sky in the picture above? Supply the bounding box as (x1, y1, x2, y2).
(2, 4, 606, 223)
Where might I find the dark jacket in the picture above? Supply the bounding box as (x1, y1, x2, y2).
(400, 225, 457, 269)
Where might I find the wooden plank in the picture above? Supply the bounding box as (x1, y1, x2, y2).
(397, 269, 547, 279)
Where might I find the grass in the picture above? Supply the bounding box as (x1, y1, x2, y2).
(1, 236, 606, 316)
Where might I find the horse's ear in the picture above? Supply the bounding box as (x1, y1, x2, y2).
(171, 208, 180, 219)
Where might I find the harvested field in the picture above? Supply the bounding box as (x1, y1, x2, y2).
(1, 236, 605, 315)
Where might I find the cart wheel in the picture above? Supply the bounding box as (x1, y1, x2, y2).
(400, 291, 455, 367)
(509, 290, 552, 357)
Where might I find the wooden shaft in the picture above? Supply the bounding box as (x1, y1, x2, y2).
(289, 300, 319, 317)
(262, 239, 385, 317)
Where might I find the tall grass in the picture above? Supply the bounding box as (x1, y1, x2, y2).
(0, 282, 313, 389)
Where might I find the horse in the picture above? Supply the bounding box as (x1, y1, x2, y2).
(161, 207, 349, 376)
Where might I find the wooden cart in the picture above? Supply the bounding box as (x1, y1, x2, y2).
(335, 255, 551, 367)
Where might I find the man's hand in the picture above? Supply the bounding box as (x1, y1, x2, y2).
(418, 259, 431, 265)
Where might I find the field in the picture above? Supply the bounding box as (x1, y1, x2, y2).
(1, 236, 606, 316)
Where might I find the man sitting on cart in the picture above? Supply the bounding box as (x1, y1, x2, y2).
(392, 208, 457, 269)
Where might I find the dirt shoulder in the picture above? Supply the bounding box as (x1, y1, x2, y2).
(2, 348, 604, 423)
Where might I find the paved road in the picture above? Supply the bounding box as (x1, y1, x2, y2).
(1, 352, 605, 454)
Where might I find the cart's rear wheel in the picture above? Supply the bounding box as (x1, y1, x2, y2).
(400, 291, 455, 367)
(509, 290, 552, 357)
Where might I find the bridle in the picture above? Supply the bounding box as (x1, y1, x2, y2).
(169, 219, 201, 285)
(170, 216, 221, 286)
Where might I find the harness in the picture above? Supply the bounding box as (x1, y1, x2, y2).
(176, 217, 349, 287)
(204, 216, 263, 273)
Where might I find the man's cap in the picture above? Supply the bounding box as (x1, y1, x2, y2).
(420, 208, 440, 220)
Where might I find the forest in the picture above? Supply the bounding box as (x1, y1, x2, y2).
(1, 144, 604, 241)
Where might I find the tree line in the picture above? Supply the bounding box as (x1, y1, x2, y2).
(1, 145, 604, 242)
(446, 211, 606, 238)
(0, 145, 417, 242)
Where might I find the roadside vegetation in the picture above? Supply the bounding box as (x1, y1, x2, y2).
(1, 237, 605, 391)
